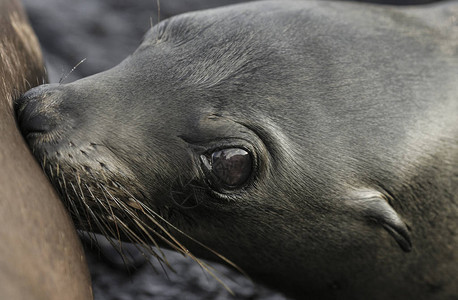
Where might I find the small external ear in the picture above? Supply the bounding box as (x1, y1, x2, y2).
(349, 189, 412, 252)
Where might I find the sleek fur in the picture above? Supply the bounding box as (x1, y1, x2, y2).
(0, 0, 92, 299)
(17, 1, 457, 299)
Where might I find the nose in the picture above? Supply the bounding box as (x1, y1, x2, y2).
(15, 84, 59, 140)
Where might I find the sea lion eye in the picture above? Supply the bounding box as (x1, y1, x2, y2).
(203, 148, 252, 189)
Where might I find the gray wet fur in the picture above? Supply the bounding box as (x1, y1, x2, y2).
(16, 1, 458, 299)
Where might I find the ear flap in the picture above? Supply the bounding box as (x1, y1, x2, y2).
(349, 190, 412, 252)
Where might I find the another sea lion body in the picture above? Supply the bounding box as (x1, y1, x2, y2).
(0, 0, 92, 299)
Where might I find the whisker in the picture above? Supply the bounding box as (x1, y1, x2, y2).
(139, 200, 248, 280)
(59, 58, 87, 84)
(69, 180, 93, 232)
(43, 160, 242, 293)
(58, 172, 86, 228)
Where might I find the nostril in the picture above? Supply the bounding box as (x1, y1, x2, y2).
(14, 85, 45, 116)
(14, 83, 60, 119)
(16, 97, 54, 139)
(14, 84, 61, 140)
(20, 113, 53, 137)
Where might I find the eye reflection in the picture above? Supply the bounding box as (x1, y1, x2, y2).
(206, 148, 252, 188)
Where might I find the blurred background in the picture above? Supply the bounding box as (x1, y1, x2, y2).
(23, 0, 256, 82)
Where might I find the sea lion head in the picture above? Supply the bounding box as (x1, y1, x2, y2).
(15, 2, 420, 297)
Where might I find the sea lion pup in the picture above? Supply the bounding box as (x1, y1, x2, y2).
(0, 0, 92, 299)
(16, 1, 458, 299)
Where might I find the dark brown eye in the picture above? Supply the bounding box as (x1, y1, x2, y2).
(207, 148, 252, 188)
